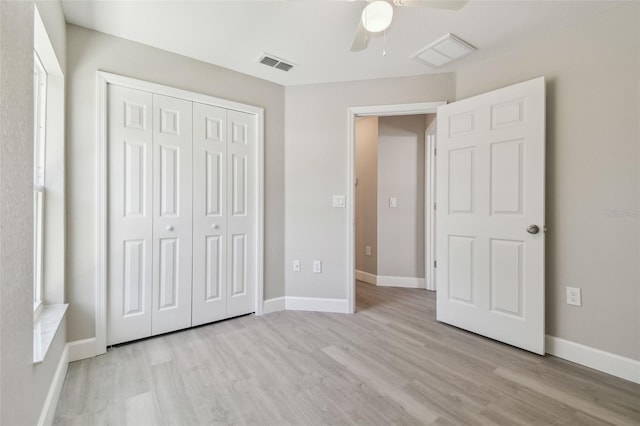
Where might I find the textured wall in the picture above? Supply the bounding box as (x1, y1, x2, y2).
(0, 4, 35, 423)
(0, 2, 68, 424)
(456, 3, 640, 360)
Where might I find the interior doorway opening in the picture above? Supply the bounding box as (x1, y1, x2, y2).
(354, 114, 435, 295)
(346, 102, 445, 313)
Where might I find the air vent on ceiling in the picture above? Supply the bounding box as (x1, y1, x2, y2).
(412, 33, 476, 68)
(258, 54, 296, 72)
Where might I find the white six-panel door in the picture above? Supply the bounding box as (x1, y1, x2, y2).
(436, 77, 546, 354)
(108, 84, 258, 345)
(107, 85, 154, 345)
(151, 94, 193, 335)
(192, 103, 228, 325)
(192, 106, 257, 322)
(226, 110, 256, 317)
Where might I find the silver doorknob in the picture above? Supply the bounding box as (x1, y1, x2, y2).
(166, 225, 174, 231)
(526, 224, 540, 234)
(211, 224, 219, 229)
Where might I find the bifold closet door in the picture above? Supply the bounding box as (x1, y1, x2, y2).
(192, 103, 228, 325)
(151, 94, 193, 335)
(192, 105, 257, 323)
(107, 85, 154, 345)
(226, 110, 257, 317)
(107, 87, 193, 345)
(108, 84, 257, 344)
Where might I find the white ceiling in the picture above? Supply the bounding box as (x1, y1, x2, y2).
(61, 0, 621, 86)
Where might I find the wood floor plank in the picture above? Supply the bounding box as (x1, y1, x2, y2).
(494, 366, 640, 426)
(54, 282, 640, 425)
(152, 360, 201, 424)
(322, 345, 440, 424)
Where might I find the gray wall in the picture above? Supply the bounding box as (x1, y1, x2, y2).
(355, 116, 378, 275)
(377, 115, 426, 279)
(0, 4, 34, 422)
(455, 2, 639, 360)
(285, 73, 455, 299)
(0, 1, 68, 424)
(65, 25, 285, 342)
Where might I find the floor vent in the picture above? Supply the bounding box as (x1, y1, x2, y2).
(258, 54, 295, 72)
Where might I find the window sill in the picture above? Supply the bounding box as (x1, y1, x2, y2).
(33, 304, 68, 364)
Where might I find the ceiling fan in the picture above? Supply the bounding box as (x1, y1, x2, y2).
(351, 0, 469, 52)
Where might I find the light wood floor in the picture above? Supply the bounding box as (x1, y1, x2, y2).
(54, 282, 640, 425)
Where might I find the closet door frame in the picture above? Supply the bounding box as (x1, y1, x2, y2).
(96, 71, 264, 355)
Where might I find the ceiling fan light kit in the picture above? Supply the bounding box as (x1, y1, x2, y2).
(361, 1, 394, 33)
(412, 33, 476, 67)
(351, 0, 469, 53)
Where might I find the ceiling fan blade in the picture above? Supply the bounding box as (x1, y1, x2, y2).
(393, 0, 469, 10)
(350, 20, 369, 52)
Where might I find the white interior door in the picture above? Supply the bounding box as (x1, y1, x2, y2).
(107, 85, 154, 345)
(226, 110, 257, 317)
(436, 77, 545, 354)
(151, 94, 193, 335)
(192, 102, 228, 325)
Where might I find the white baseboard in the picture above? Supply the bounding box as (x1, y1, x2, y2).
(545, 335, 640, 384)
(67, 337, 97, 362)
(355, 270, 377, 285)
(263, 297, 286, 314)
(285, 297, 349, 313)
(355, 271, 426, 289)
(37, 344, 69, 426)
(377, 275, 426, 289)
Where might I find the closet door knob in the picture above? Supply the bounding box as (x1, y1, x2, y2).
(211, 224, 219, 229)
(166, 225, 174, 231)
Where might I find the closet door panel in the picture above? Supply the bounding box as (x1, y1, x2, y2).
(151, 94, 193, 335)
(107, 85, 154, 345)
(192, 103, 228, 325)
(226, 110, 256, 317)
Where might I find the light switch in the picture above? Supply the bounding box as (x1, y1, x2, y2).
(333, 195, 346, 208)
(293, 259, 301, 272)
(313, 260, 322, 273)
(389, 197, 397, 208)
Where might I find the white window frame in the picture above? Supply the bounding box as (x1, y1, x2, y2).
(33, 52, 47, 313)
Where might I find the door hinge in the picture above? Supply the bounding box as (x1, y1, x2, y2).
(434, 148, 437, 156)
(434, 261, 437, 268)
(433, 203, 437, 210)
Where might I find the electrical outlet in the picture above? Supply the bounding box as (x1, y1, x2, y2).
(313, 260, 322, 273)
(365, 246, 372, 256)
(389, 197, 397, 208)
(293, 259, 301, 272)
(566, 286, 581, 306)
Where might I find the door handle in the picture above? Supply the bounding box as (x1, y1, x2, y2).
(166, 225, 174, 232)
(211, 224, 219, 229)
(526, 224, 540, 234)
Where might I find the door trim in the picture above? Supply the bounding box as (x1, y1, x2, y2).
(425, 121, 437, 291)
(346, 101, 445, 313)
(95, 71, 265, 354)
